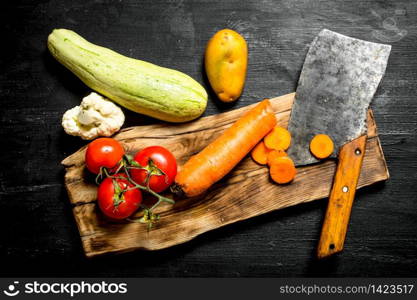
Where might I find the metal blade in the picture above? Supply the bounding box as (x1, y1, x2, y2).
(287, 29, 391, 166)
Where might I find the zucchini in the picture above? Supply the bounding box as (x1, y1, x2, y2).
(47, 29, 207, 122)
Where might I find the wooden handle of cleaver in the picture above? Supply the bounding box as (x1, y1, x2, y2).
(317, 135, 367, 259)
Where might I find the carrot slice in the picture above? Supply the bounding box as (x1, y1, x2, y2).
(174, 99, 277, 197)
(264, 126, 291, 150)
(267, 149, 287, 166)
(269, 156, 297, 184)
(251, 141, 271, 165)
(310, 134, 334, 159)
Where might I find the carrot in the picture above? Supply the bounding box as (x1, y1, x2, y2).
(310, 134, 334, 159)
(264, 126, 291, 150)
(174, 99, 277, 197)
(269, 156, 296, 184)
(251, 141, 272, 165)
(267, 149, 287, 166)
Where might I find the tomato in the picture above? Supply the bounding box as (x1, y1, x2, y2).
(85, 138, 125, 174)
(130, 146, 177, 193)
(97, 174, 142, 219)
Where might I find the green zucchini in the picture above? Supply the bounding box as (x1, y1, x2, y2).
(47, 29, 207, 122)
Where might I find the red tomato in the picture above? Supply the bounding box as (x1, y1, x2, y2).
(85, 138, 125, 174)
(130, 146, 177, 193)
(97, 174, 142, 219)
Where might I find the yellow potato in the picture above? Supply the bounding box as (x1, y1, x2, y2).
(205, 29, 248, 102)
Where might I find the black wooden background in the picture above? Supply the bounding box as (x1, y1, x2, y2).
(1, 0, 416, 277)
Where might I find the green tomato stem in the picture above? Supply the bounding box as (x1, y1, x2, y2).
(100, 160, 175, 229)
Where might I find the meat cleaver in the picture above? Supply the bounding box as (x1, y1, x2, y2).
(287, 29, 391, 258)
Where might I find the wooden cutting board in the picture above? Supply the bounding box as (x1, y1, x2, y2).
(62, 93, 389, 257)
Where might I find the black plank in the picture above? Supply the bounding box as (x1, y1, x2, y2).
(0, 0, 416, 277)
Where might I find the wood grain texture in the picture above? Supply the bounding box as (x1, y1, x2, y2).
(1, 0, 417, 277)
(317, 135, 367, 259)
(62, 94, 389, 257)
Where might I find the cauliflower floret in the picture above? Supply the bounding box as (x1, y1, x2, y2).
(62, 92, 125, 140)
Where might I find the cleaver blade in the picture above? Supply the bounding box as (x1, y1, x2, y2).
(287, 29, 391, 166)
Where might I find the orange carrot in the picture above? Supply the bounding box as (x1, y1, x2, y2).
(269, 156, 296, 184)
(267, 149, 287, 166)
(310, 134, 334, 159)
(264, 126, 291, 150)
(251, 141, 272, 165)
(174, 99, 277, 197)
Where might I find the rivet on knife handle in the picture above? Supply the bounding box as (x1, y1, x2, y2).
(317, 135, 367, 259)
